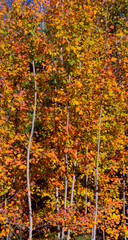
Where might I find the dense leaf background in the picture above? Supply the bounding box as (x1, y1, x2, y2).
(0, 0, 128, 239)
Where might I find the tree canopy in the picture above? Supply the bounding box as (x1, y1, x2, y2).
(0, 0, 128, 239)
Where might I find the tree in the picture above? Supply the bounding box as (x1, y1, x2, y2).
(0, 0, 128, 239)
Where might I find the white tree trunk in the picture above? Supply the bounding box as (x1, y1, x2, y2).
(56, 185, 60, 239)
(27, 60, 37, 240)
(54, 78, 60, 239)
(62, 73, 70, 240)
(67, 142, 77, 240)
(85, 169, 88, 216)
(67, 55, 81, 240)
(92, 105, 102, 240)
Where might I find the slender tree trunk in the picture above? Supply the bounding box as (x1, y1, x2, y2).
(67, 142, 77, 240)
(62, 72, 70, 240)
(85, 146, 89, 217)
(54, 78, 60, 239)
(67, 159, 76, 240)
(85, 168, 88, 216)
(26, 60, 37, 240)
(92, 105, 102, 240)
(61, 44, 70, 239)
(70, 143, 77, 208)
(67, 55, 81, 240)
(56, 185, 60, 239)
(103, 230, 105, 240)
(62, 107, 69, 240)
(20, 225, 22, 240)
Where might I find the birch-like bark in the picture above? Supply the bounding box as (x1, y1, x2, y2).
(26, 60, 37, 240)
(62, 4, 71, 238)
(54, 78, 60, 239)
(61, 47, 65, 240)
(70, 158, 77, 208)
(61, 45, 70, 239)
(85, 168, 88, 216)
(103, 230, 106, 240)
(62, 105, 69, 240)
(56, 185, 60, 239)
(92, 105, 102, 240)
(67, 143, 77, 240)
(85, 145, 89, 217)
(62, 74, 70, 240)
(67, 56, 81, 240)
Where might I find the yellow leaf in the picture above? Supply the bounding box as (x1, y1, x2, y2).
(61, 166, 65, 172)
(19, 165, 25, 170)
(79, 110, 83, 115)
(77, 81, 82, 87)
(111, 57, 117, 61)
(73, 100, 79, 105)
(6, 229, 9, 235)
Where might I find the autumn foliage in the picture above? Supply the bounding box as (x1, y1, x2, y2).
(0, 0, 128, 239)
